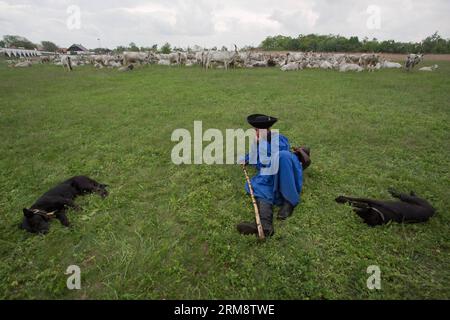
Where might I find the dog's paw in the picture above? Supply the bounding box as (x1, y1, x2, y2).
(335, 196, 347, 204)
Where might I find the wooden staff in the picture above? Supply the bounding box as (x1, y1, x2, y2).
(242, 165, 265, 240)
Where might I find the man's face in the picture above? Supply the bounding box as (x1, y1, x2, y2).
(255, 128, 270, 141)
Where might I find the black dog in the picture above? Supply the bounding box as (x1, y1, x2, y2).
(21, 176, 108, 234)
(335, 189, 436, 226)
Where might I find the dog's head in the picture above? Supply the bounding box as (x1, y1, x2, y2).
(71, 176, 109, 198)
(81, 182, 109, 198)
(90, 183, 109, 198)
(21, 209, 50, 234)
(335, 196, 348, 204)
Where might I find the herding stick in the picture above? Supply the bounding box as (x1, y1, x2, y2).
(242, 165, 265, 240)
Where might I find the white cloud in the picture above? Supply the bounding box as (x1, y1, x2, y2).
(0, 0, 449, 49)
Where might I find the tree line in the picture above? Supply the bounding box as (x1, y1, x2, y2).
(0, 36, 179, 55)
(2, 32, 450, 54)
(259, 32, 450, 54)
(0, 35, 58, 52)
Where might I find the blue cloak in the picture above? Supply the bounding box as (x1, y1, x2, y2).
(244, 133, 303, 206)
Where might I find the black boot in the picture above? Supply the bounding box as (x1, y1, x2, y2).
(237, 199, 274, 237)
(277, 201, 296, 220)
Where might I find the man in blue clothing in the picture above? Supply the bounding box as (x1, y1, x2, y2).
(237, 114, 311, 237)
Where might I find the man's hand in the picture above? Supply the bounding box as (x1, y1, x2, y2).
(292, 146, 311, 170)
(237, 155, 248, 166)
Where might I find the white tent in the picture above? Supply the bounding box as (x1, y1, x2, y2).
(0, 48, 40, 57)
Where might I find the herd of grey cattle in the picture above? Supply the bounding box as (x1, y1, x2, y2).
(6, 49, 436, 72)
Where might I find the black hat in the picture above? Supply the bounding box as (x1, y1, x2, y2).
(247, 114, 278, 129)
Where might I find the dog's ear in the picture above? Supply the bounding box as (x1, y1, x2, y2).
(23, 208, 33, 218)
(410, 191, 417, 197)
(70, 180, 81, 191)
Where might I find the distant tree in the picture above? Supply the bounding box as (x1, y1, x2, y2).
(128, 42, 139, 51)
(41, 41, 58, 52)
(421, 31, 450, 54)
(113, 46, 127, 53)
(260, 35, 292, 51)
(191, 45, 203, 52)
(347, 36, 360, 52)
(0, 40, 5, 48)
(114, 46, 127, 53)
(160, 42, 171, 54)
(151, 44, 158, 51)
(93, 48, 111, 54)
(239, 45, 252, 51)
(221, 46, 228, 51)
(3, 35, 35, 49)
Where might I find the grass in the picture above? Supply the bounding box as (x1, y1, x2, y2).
(0, 61, 449, 300)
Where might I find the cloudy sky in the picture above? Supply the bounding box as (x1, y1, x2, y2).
(1, 0, 449, 49)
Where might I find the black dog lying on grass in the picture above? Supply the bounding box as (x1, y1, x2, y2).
(21, 176, 108, 234)
(335, 189, 436, 226)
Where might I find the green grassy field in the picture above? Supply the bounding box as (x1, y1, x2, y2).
(0, 62, 449, 300)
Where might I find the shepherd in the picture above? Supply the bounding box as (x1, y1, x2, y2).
(237, 114, 311, 238)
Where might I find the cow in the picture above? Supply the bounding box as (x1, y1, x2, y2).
(195, 51, 207, 67)
(109, 61, 122, 68)
(102, 55, 119, 66)
(405, 54, 424, 71)
(40, 56, 51, 64)
(118, 64, 134, 72)
(319, 61, 333, 69)
(178, 52, 188, 65)
(339, 63, 364, 72)
(158, 59, 171, 66)
(89, 55, 106, 65)
(122, 51, 150, 65)
(286, 52, 305, 63)
(280, 62, 300, 71)
(61, 55, 72, 71)
(14, 61, 32, 68)
(419, 64, 438, 72)
(204, 45, 239, 70)
(381, 61, 402, 69)
(359, 54, 380, 71)
(166, 52, 188, 66)
(346, 55, 361, 64)
(168, 53, 180, 65)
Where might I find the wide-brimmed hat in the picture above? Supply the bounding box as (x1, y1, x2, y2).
(247, 114, 278, 129)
